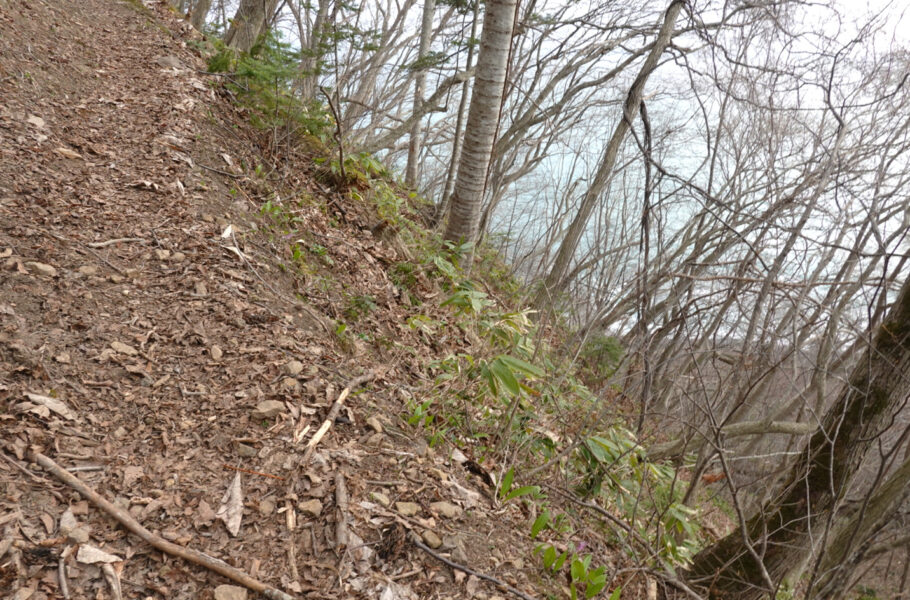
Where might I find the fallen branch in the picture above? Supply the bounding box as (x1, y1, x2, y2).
(412, 537, 538, 600)
(301, 371, 377, 465)
(197, 162, 243, 178)
(86, 238, 146, 248)
(334, 473, 349, 551)
(29, 451, 296, 600)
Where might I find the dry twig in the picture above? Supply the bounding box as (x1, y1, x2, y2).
(412, 537, 539, 600)
(301, 371, 377, 465)
(334, 473, 349, 551)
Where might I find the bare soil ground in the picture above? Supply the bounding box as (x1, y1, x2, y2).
(0, 1, 550, 599)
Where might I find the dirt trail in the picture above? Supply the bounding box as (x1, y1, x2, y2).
(0, 1, 538, 599)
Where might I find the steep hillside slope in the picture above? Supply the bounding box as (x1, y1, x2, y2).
(0, 1, 553, 599)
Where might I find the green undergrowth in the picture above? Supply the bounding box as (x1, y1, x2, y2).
(201, 33, 703, 598)
(206, 32, 332, 147)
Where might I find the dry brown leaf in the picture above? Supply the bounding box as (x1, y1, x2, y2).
(39, 512, 54, 534)
(76, 544, 122, 564)
(110, 341, 138, 356)
(22, 392, 76, 421)
(215, 472, 243, 536)
(195, 499, 216, 526)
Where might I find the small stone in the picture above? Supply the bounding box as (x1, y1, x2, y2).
(155, 249, 171, 260)
(109, 274, 125, 283)
(366, 416, 383, 433)
(111, 341, 138, 356)
(214, 584, 248, 600)
(258, 499, 276, 516)
(112, 426, 128, 439)
(156, 55, 186, 70)
(194, 281, 208, 296)
(284, 360, 304, 376)
(172, 251, 186, 262)
(370, 491, 391, 507)
(27, 115, 45, 128)
(235, 443, 257, 458)
(298, 499, 323, 517)
(395, 502, 420, 517)
(422, 530, 442, 549)
(365, 432, 383, 447)
(429, 501, 461, 519)
(55, 352, 71, 364)
(59, 508, 78, 535)
(210, 345, 223, 361)
(60, 510, 90, 544)
(252, 400, 284, 420)
(78, 265, 98, 276)
(25, 261, 57, 277)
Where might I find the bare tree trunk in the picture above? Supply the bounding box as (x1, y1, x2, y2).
(405, 0, 436, 188)
(443, 0, 517, 252)
(296, 0, 331, 100)
(224, 0, 279, 52)
(534, 0, 684, 306)
(435, 4, 479, 226)
(190, 0, 212, 31)
(687, 275, 910, 599)
(812, 454, 910, 598)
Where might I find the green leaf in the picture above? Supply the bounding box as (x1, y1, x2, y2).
(489, 358, 520, 396)
(530, 511, 549, 538)
(608, 586, 622, 600)
(542, 545, 557, 569)
(504, 485, 540, 502)
(499, 467, 515, 499)
(553, 550, 569, 571)
(586, 578, 607, 599)
(483, 365, 499, 396)
(588, 566, 605, 584)
(433, 255, 458, 280)
(571, 558, 586, 582)
(499, 354, 545, 378)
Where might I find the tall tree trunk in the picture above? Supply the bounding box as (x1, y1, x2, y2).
(405, 0, 436, 188)
(442, 0, 517, 252)
(296, 0, 331, 100)
(224, 0, 279, 53)
(811, 454, 910, 598)
(434, 3, 479, 226)
(534, 0, 683, 306)
(687, 275, 910, 598)
(190, 0, 212, 31)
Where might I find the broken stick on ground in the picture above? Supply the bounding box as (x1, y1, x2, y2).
(301, 370, 377, 465)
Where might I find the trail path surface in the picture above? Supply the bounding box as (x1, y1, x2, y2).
(0, 1, 537, 598)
